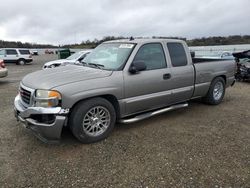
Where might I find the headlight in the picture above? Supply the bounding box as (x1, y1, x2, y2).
(35, 90, 61, 107)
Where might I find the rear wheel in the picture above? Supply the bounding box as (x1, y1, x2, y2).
(17, 59, 25, 65)
(69, 98, 116, 143)
(203, 77, 225, 105)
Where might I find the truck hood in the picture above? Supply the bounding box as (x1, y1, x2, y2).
(44, 59, 76, 66)
(22, 65, 113, 89)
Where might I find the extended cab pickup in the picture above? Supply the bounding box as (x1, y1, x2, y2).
(14, 39, 236, 143)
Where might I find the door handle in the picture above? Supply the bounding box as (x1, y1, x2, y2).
(163, 73, 171, 80)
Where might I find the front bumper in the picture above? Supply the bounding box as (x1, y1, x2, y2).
(14, 94, 69, 143)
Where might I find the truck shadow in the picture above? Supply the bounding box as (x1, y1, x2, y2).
(60, 127, 80, 145)
(116, 100, 204, 131)
(59, 100, 213, 145)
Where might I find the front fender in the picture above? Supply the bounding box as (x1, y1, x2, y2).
(53, 71, 124, 109)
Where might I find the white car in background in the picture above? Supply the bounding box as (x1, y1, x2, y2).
(0, 48, 33, 65)
(43, 50, 91, 69)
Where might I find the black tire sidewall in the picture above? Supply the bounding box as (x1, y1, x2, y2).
(69, 98, 116, 143)
(206, 77, 226, 105)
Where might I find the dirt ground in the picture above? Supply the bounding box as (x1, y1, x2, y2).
(0, 55, 249, 187)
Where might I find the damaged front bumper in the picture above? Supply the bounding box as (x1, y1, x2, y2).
(14, 94, 69, 143)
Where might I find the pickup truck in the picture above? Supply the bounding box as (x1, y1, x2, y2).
(14, 39, 236, 143)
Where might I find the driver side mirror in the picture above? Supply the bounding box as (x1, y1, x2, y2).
(129, 61, 146, 74)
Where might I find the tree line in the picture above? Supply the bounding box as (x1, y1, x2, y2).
(0, 35, 250, 49)
(0, 40, 57, 49)
(187, 35, 250, 46)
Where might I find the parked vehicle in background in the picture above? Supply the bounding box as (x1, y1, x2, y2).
(219, 51, 234, 59)
(31, 50, 39, 56)
(0, 48, 33, 65)
(0, 59, 8, 78)
(193, 51, 234, 63)
(43, 50, 92, 69)
(45, 49, 54, 54)
(14, 39, 235, 144)
(233, 50, 250, 81)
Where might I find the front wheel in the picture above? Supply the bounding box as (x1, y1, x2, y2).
(203, 77, 226, 105)
(69, 98, 116, 143)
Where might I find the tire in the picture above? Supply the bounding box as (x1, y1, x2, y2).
(17, 59, 25, 65)
(50, 64, 56, 68)
(69, 98, 116, 143)
(203, 77, 226, 105)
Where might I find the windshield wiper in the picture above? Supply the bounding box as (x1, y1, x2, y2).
(80, 61, 105, 69)
(81, 61, 87, 66)
(88, 63, 105, 69)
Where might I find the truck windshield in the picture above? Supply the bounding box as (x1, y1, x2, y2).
(83, 43, 135, 70)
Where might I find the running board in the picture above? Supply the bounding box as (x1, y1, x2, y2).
(119, 103, 188, 124)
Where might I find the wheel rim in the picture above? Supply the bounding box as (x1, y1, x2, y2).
(213, 81, 224, 101)
(19, 61, 25, 65)
(82, 106, 111, 137)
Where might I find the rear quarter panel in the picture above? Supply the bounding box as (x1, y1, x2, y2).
(193, 60, 235, 97)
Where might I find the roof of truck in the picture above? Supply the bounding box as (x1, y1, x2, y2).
(103, 38, 184, 44)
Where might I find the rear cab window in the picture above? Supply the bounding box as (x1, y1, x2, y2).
(167, 42, 188, 67)
(19, 50, 31, 55)
(6, 49, 18, 55)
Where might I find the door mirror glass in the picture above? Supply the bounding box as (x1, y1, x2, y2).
(129, 61, 146, 74)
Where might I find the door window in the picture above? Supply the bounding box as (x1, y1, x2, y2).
(19, 50, 30, 55)
(6, 49, 18, 55)
(133, 43, 167, 70)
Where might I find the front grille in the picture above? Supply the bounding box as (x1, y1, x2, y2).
(20, 87, 31, 105)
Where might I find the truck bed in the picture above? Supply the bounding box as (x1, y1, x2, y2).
(192, 60, 236, 98)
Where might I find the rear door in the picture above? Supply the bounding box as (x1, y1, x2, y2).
(123, 43, 173, 115)
(165, 42, 195, 104)
(5, 49, 18, 63)
(18, 49, 32, 61)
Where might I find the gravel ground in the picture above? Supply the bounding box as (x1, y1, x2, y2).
(0, 55, 250, 187)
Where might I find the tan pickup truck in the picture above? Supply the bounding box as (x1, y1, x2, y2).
(14, 39, 236, 143)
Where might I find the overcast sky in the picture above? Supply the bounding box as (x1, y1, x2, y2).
(0, 0, 249, 45)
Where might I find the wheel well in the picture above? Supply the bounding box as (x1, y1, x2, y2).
(101, 95, 120, 120)
(217, 75, 226, 84)
(70, 95, 120, 121)
(18, 58, 25, 62)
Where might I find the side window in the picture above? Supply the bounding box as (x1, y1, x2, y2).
(19, 50, 30, 55)
(6, 49, 18, 55)
(167, 43, 187, 67)
(133, 43, 167, 70)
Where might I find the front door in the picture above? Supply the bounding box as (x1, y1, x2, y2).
(123, 43, 173, 116)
